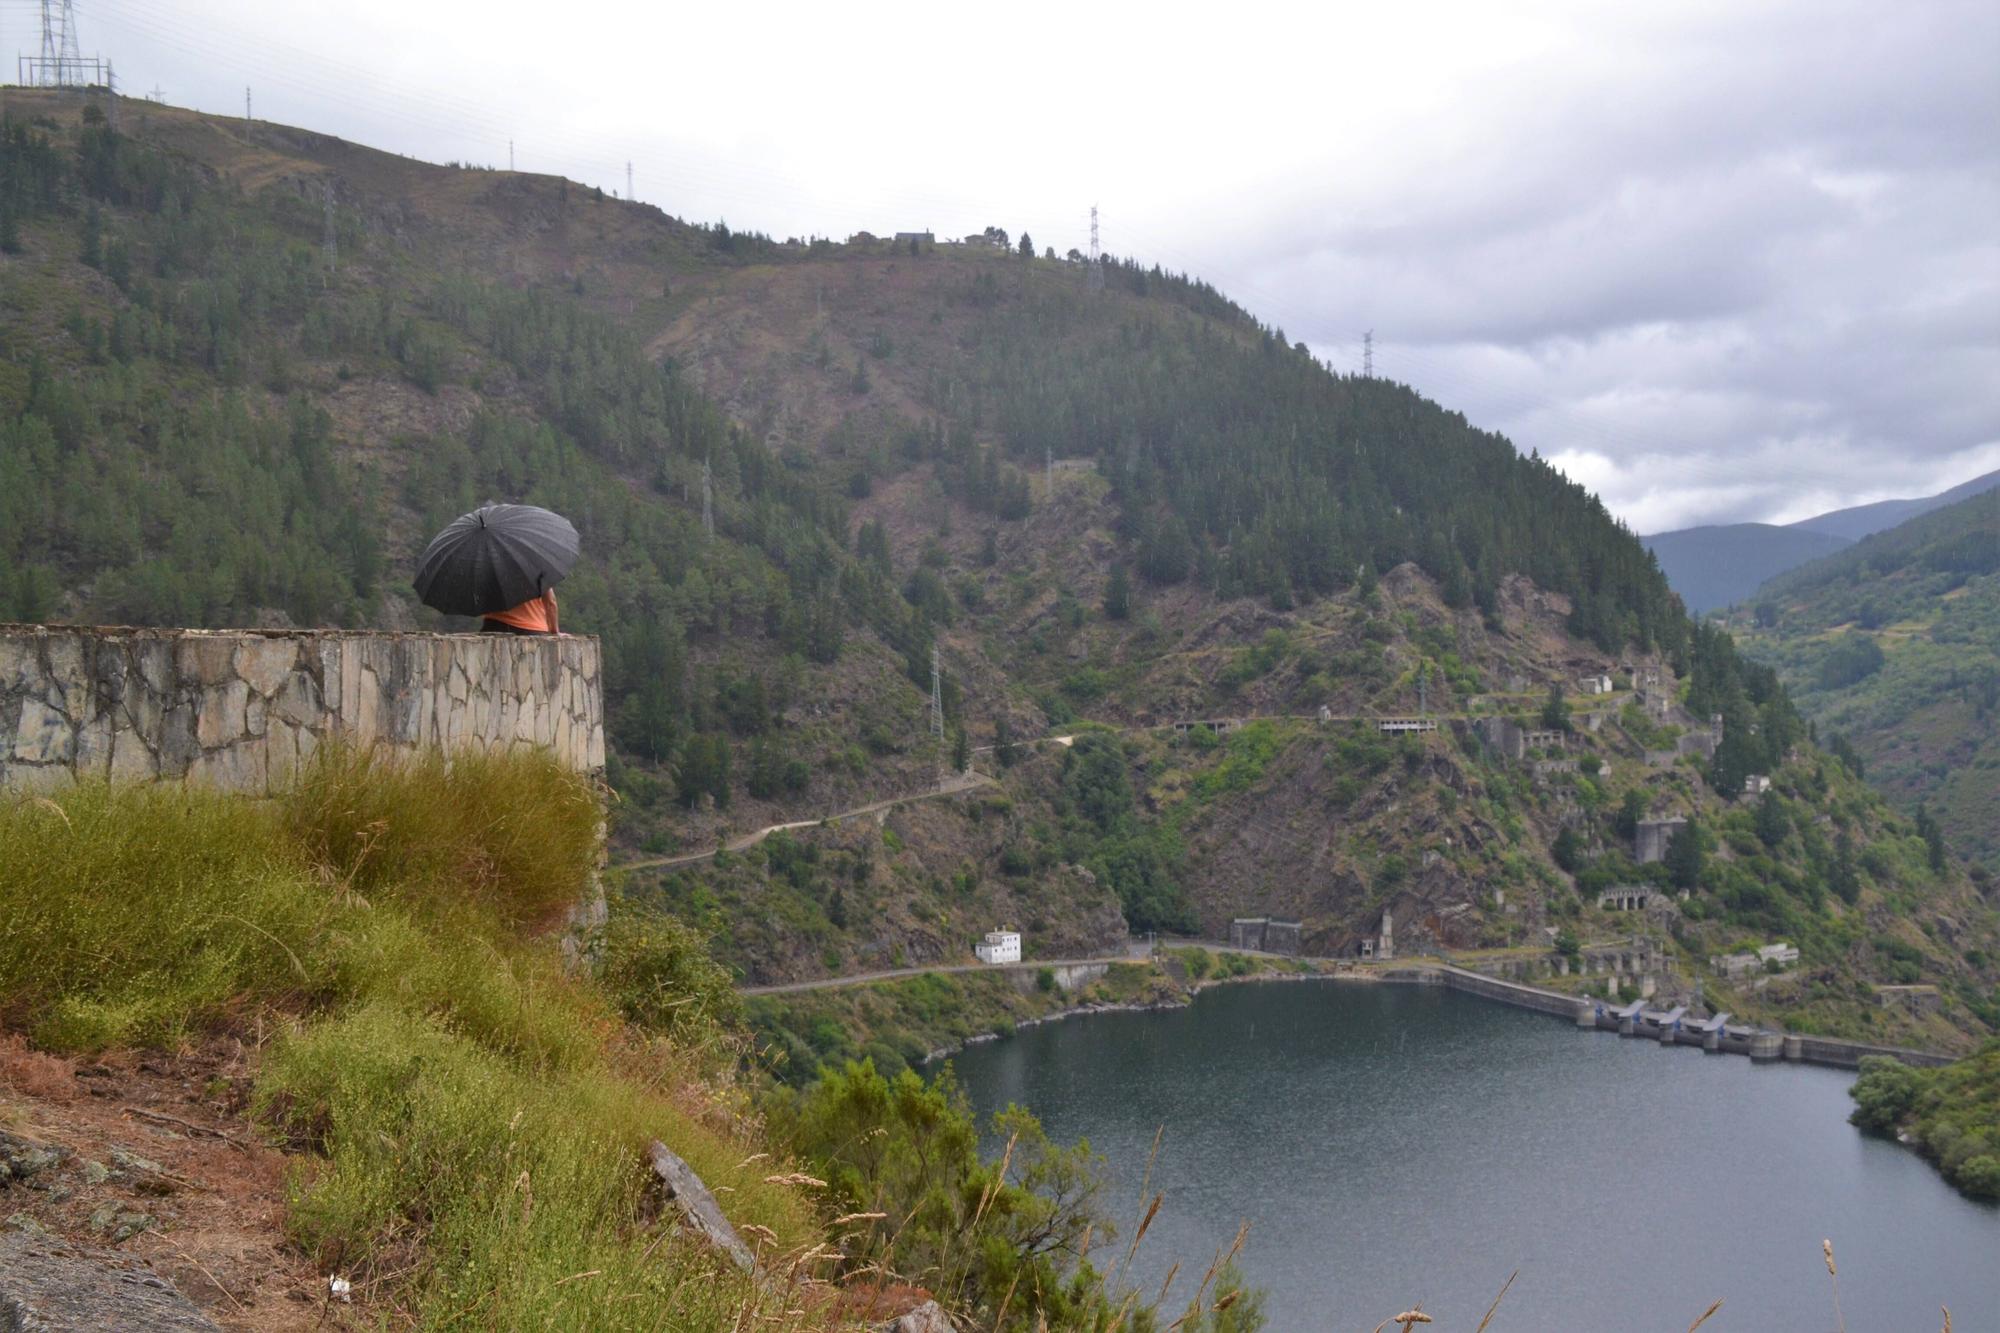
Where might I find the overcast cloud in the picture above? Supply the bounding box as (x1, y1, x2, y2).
(33, 0, 1998, 533)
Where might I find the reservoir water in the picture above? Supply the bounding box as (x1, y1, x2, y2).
(948, 980, 2000, 1330)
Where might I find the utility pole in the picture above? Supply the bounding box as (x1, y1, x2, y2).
(1362, 330, 1374, 378)
(930, 642, 947, 784)
(245, 86, 252, 122)
(103, 60, 115, 130)
(509, 139, 515, 171)
(701, 456, 714, 539)
(1087, 204, 1103, 294)
(626, 161, 634, 202)
(321, 181, 337, 282)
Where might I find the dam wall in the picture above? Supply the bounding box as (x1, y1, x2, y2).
(1388, 962, 1951, 1071)
(1, 625, 604, 795)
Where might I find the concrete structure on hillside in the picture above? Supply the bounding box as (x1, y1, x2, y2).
(1635, 817, 1688, 864)
(0, 625, 604, 794)
(1376, 717, 1437, 734)
(1578, 673, 1613, 695)
(1744, 774, 1771, 795)
(1229, 917, 1302, 955)
(1597, 886, 1658, 912)
(975, 930, 1021, 965)
(1376, 909, 1394, 961)
(893, 231, 933, 246)
(1711, 942, 1799, 979)
(1874, 984, 1943, 1016)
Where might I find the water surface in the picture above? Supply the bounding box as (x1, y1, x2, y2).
(948, 980, 1999, 1330)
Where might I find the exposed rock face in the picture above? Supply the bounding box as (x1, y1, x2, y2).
(646, 1140, 757, 1274)
(0, 1234, 220, 1331)
(0, 626, 604, 794)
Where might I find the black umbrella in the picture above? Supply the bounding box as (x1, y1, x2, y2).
(413, 503, 580, 618)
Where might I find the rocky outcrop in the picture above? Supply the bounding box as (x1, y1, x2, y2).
(646, 1140, 757, 1274)
(0, 626, 604, 794)
(0, 1234, 219, 1331)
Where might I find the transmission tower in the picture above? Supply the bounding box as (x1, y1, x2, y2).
(509, 139, 515, 171)
(1087, 204, 1103, 294)
(245, 87, 252, 122)
(700, 456, 714, 538)
(1362, 330, 1374, 378)
(321, 182, 337, 282)
(19, 0, 105, 89)
(626, 161, 634, 201)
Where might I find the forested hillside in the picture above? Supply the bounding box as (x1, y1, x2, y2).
(3, 91, 1996, 1054)
(1731, 491, 2000, 871)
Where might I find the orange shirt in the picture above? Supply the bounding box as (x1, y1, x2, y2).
(484, 589, 559, 633)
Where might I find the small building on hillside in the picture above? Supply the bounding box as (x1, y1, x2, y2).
(975, 930, 1021, 965)
(1597, 886, 1657, 912)
(1230, 917, 1302, 955)
(1579, 673, 1614, 695)
(1744, 774, 1771, 795)
(1635, 817, 1687, 864)
(893, 230, 934, 246)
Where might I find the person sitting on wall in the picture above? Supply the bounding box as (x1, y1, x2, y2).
(481, 586, 560, 636)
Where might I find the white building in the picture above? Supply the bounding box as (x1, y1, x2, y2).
(1756, 942, 1799, 966)
(1744, 774, 1771, 794)
(1579, 673, 1614, 695)
(975, 930, 1021, 965)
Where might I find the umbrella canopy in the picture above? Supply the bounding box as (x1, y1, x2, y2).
(413, 503, 580, 618)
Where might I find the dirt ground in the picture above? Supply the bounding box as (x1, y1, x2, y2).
(0, 1034, 370, 1331)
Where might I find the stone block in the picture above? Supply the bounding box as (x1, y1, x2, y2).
(188, 744, 264, 793)
(12, 697, 73, 764)
(131, 637, 173, 694)
(274, 672, 322, 727)
(196, 680, 250, 749)
(72, 711, 114, 778)
(178, 635, 237, 687)
(0, 633, 37, 693)
(108, 729, 158, 782)
(157, 703, 199, 776)
(42, 635, 85, 715)
(235, 637, 297, 697)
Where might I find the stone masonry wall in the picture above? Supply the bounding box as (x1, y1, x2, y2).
(1, 626, 604, 795)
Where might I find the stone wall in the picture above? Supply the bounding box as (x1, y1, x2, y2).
(1, 625, 604, 795)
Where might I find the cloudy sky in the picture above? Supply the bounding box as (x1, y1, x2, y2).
(28, 0, 1999, 532)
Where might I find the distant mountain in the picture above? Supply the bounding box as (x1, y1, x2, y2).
(1643, 468, 2000, 614)
(1641, 525, 1852, 615)
(1733, 489, 2000, 871)
(1789, 468, 2000, 543)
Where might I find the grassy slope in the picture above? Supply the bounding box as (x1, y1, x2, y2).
(0, 752, 829, 1329)
(1731, 491, 2000, 871)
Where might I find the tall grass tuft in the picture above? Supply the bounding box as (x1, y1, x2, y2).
(281, 745, 602, 928)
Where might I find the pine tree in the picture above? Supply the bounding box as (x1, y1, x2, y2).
(1103, 564, 1131, 620)
(1665, 817, 1704, 890)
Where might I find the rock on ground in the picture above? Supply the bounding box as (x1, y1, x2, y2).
(875, 1300, 959, 1333)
